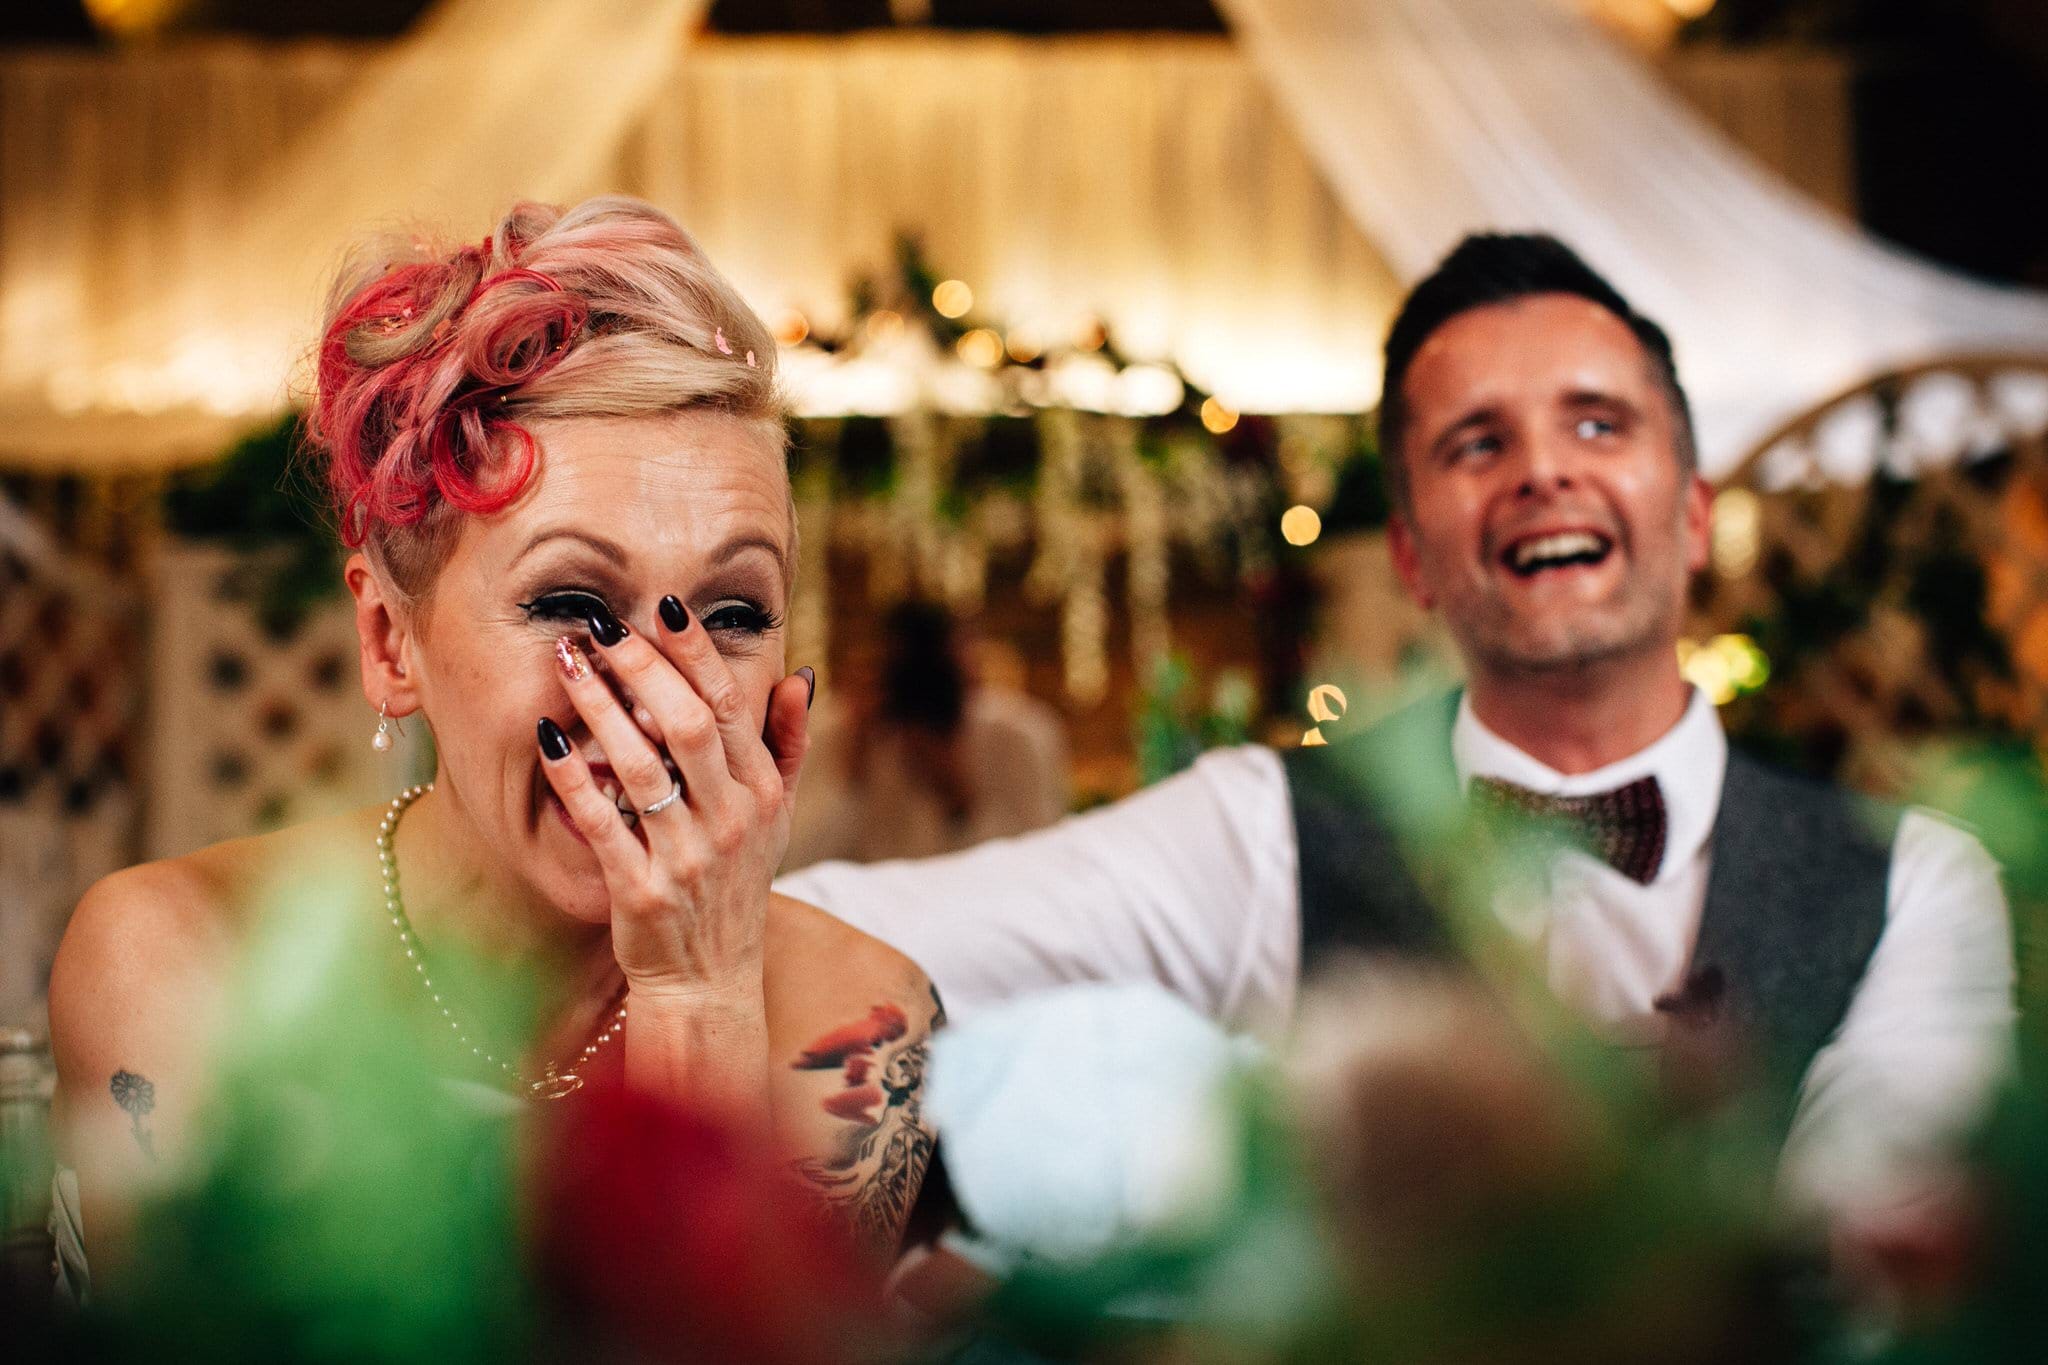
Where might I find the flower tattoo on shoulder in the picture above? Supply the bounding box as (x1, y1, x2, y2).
(110, 1069, 157, 1161)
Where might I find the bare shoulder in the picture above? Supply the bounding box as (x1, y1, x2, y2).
(46, 847, 256, 1224)
(50, 854, 235, 1068)
(49, 810, 377, 1104)
(762, 893, 943, 1077)
(764, 892, 938, 1030)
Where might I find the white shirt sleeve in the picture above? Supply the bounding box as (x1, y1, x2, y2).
(773, 745, 1300, 1034)
(1779, 809, 2017, 1216)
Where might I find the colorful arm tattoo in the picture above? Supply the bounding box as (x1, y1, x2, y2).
(788, 986, 945, 1250)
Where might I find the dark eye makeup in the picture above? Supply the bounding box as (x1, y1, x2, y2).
(700, 601, 785, 636)
(517, 589, 783, 639)
(518, 589, 610, 626)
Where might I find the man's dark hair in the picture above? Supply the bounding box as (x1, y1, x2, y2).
(1376, 233, 1696, 513)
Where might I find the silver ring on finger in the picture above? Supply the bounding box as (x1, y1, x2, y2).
(640, 779, 683, 816)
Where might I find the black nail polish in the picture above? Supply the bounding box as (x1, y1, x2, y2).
(659, 595, 690, 633)
(797, 666, 816, 710)
(537, 717, 572, 760)
(586, 608, 629, 647)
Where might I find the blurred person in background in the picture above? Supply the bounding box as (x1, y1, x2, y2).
(777, 233, 2014, 1235)
(46, 196, 937, 1298)
(783, 601, 1068, 870)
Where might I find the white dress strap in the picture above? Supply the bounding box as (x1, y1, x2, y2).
(49, 1166, 88, 1306)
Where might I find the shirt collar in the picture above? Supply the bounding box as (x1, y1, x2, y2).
(1450, 687, 1727, 883)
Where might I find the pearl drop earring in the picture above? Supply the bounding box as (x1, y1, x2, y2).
(372, 700, 396, 752)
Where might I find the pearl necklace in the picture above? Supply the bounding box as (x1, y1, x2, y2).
(377, 784, 626, 1100)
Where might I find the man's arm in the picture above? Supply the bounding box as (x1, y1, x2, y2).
(1779, 809, 2017, 1216)
(774, 745, 1300, 1033)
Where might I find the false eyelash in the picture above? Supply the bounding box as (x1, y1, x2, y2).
(702, 602, 785, 635)
(517, 590, 611, 624)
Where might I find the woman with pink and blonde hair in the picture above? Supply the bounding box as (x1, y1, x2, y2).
(46, 197, 938, 1289)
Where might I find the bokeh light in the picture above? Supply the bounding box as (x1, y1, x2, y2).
(1281, 504, 1322, 547)
(956, 328, 1005, 369)
(1117, 364, 1186, 416)
(83, 0, 191, 38)
(1200, 397, 1239, 434)
(932, 279, 974, 319)
(865, 309, 906, 345)
(773, 309, 810, 346)
(1046, 353, 1119, 410)
(1710, 488, 1761, 578)
(1677, 633, 1770, 704)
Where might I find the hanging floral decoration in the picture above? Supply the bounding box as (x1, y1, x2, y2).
(775, 236, 1373, 705)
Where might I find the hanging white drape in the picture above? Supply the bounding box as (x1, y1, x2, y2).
(0, 0, 704, 464)
(1218, 0, 2048, 474)
(0, 31, 1405, 466)
(0, 32, 1395, 465)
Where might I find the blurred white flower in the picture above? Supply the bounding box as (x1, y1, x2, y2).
(926, 982, 1260, 1267)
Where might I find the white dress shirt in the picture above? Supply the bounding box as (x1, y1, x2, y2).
(776, 690, 2015, 1214)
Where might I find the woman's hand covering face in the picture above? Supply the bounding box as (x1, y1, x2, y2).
(539, 602, 809, 998)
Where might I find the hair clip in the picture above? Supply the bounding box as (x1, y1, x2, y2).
(714, 327, 733, 356)
(745, 350, 757, 368)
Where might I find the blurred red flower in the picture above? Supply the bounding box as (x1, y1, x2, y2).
(532, 1081, 893, 1365)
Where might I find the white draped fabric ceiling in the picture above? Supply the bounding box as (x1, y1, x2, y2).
(0, 0, 2041, 476)
(0, 0, 708, 466)
(1221, 0, 2048, 468)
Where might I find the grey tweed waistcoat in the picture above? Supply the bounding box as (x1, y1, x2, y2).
(1281, 692, 1897, 1140)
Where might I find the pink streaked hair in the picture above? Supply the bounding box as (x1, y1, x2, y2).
(307, 196, 781, 601)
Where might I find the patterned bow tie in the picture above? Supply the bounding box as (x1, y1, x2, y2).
(1466, 774, 1669, 885)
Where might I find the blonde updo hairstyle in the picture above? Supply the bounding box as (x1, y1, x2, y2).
(309, 195, 782, 608)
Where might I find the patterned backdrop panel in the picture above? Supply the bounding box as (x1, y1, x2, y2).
(0, 498, 141, 1029)
(146, 543, 428, 860)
